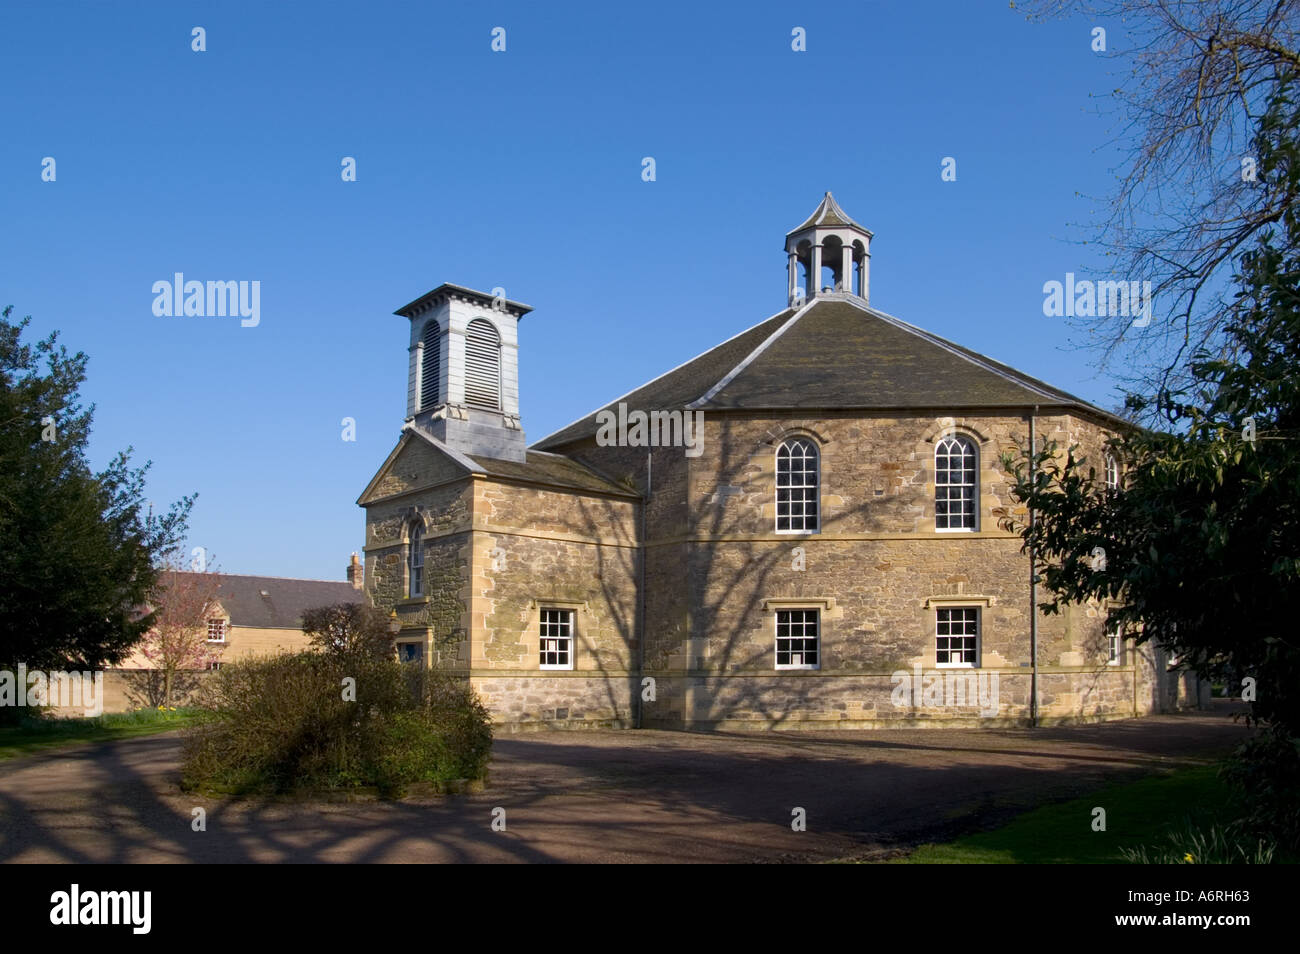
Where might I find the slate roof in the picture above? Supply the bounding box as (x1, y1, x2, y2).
(532, 296, 1121, 452)
(533, 309, 794, 450)
(180, 573, 363, 629)
(360, 424, 638, 503)
(467, 450, 638, 497)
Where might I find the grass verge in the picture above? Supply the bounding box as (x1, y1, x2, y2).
(0, 708, 204, 761)
(897, 764, 1258, 863)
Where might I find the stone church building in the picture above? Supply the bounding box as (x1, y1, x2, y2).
(359, 194, 1188, 730)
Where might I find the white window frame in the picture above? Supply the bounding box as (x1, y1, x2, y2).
(774, 607, 821, 670)
(1104, 454, 1120, 492)
(206, 618, 227, 643)
(408, 523, 424, 598)
(935, 606, 980, 668)
(1107, 629, 1124, 666)
(539, 607, 575, 670)
(775, 438, 820, 534)
(935, 435, 979, 532)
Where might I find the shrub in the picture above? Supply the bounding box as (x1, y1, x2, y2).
(1220, 728, 1300, 851)
(0, 704, 42, 728)
(301, 603, 395, 661)
(181, 652, 491, 796)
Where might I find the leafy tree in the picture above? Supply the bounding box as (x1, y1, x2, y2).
(302, 602, 395, 662)
(1001, 84, 1300, 843)
(0, 306, 193, 675)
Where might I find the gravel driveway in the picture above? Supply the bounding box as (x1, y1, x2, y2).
(0, 709, 1247, 863)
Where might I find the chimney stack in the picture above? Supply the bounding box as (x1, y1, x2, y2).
(347, 552, 364, 590)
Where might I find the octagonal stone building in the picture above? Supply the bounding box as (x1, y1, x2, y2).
(359, 194, 1192, 730)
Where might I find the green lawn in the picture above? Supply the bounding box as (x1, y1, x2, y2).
(898, 765, 1242, 863)
(0, 708, 204, 761)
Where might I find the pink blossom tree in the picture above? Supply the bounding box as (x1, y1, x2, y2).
(138, 560, 225, 707)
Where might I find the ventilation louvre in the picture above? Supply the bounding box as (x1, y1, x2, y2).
(420, 321, 441, 409)
(464, 318, 501, 410)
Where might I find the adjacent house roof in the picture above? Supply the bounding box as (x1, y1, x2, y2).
(533, 295, 1123, 451)
(186, 573, 363, 629)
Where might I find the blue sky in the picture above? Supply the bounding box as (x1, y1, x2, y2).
(2, 1, 1135, 580)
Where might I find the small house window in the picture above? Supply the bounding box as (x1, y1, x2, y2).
(936, 607, 979, 667)
(397, 642, 425, 666)
(775, 608, 820, 670)
(206, 619, 227, 642)
(1105, 454, 1120, 491)
(1107, 629, 1123, 665)
(539, 608, 574, 670)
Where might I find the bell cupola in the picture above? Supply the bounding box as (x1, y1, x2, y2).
(785, 192, 873, 307)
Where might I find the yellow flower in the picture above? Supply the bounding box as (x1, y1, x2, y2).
(1184, 853, 1194, 863)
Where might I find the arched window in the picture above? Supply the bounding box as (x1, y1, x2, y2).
(776, 438, 819, 533)
(464, 318, 501, 410)
(420, 320, 441, 410)
(1104, 454, 1120, 491)
(935, 435, 978, 531)
(408, 523, 424, 598)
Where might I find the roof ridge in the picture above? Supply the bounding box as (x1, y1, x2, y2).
(686, 299, 816, 410)
(841, 297, 1103, 411)
(177, 571, 359, 584)
(529, 306, 795, 448)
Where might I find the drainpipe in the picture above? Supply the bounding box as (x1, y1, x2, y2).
(633, 451, 650, 729)
(1029, 406, 1039, 728)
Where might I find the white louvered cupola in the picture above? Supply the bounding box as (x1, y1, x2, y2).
(393, 283, 532, 462)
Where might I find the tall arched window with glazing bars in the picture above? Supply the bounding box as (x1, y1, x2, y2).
(408, 523, 424, 598)
(775, 438, 819, 533)
(935, 435, 978, 530)
(1105, 454, 1120, 491)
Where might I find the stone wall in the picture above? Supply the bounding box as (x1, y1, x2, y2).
(364, 468, 475, 661)
(468, 479, 639, 725)
(115, 623, 310, 669)
(578, 407, 1161, 728)
(358, 407, 1176, 730)
(640, 666, 1147, 730)
(40, 669, 213, 715)
(472, 674, 634, 729)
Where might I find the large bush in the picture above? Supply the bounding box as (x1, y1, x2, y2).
(181, 652, 491, 796)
